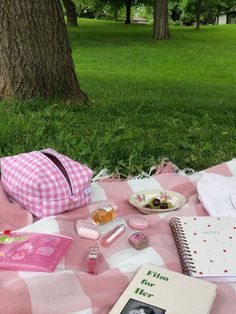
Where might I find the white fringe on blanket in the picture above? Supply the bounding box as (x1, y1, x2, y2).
(92, 158, 195, 182)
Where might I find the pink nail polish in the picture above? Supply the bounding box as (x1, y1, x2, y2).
(128, 232, 148, 250)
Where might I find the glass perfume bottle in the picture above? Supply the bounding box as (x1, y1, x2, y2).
(86, 246, 100, 275)
(91, 204, 118, 225)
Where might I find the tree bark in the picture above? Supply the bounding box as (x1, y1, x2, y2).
(195, 0, 201, 29)
(114, 3, 118, 21)
(62, 0, 78, 27)
(0, 0, 87, 103)
(153, 0, 170, 40)
(125, 0, 132, 24)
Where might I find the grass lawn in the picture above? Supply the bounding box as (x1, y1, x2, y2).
(1, 19, 236, 175)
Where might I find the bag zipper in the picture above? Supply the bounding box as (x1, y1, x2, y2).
(41, 152, 73, 195)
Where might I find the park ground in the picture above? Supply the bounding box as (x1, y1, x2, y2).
(1, 19, 236, 175)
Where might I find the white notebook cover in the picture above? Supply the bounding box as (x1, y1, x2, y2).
(170, 216, 236, 282)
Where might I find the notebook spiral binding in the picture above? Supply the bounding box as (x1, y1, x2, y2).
(169, 217, 197, 276)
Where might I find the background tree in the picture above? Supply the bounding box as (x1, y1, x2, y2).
(73, 0, 153, 23)
(73, 0, 107, 19)
(113, 0, 124, 20)
(62, 0, 78, 26)
(101, 0, 124, 21)
(0, 0, 86, 103)
(181, 0, 236, 28)
(125, 0, 132, 23)
(169, 0, 182, 21)
(153, 0, 170, 39)
(195, 0, 201, 29)
(181, 0, 202, 28)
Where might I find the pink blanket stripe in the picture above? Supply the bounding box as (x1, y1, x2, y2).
(1, 159, 236, 313)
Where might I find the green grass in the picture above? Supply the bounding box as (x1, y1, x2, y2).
(1, 20, 236, 175)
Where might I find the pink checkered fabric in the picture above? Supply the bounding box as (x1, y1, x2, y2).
(0, 148, 93, 218)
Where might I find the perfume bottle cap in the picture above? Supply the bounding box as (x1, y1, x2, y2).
(113, 204, 118, 211)
(98, 203, 118, 211)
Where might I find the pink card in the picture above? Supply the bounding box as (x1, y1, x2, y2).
(0, 232, 72, 272)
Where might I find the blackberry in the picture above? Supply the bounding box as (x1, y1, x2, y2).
(152, 198, 161, 207)
(160, 202, 168, 209)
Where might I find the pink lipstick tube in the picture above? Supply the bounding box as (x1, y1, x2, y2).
(100, 224, 126, 247)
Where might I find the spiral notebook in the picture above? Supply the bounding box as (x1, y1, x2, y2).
(169, 216, 236, 282)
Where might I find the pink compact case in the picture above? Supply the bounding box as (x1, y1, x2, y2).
(127, 216, 150, 230)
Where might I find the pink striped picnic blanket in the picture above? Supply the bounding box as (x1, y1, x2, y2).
(1, 159, 236, 314)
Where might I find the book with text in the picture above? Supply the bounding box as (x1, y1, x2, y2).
(109, 264, 216, 314)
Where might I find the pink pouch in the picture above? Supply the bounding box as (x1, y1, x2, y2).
(0, 148, 93, 218)
(0, 231, 72, 272)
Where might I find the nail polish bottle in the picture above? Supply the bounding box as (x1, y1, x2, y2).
(128, 232, 148, 250)
(100, 224, 126, 247)
(91, 204, 118, 225)
(86, 246, 100, 275)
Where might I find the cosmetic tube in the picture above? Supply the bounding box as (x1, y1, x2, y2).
(100, 224, 126, 247)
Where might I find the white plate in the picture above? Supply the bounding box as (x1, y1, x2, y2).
(129, 189, 187, 214)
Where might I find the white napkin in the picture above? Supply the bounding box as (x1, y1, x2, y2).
(197, 173, 236, 219)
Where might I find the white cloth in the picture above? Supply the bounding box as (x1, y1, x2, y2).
(197, 173, 236, 219)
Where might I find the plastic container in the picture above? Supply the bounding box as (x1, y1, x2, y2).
(75, 220, 100, 240)
(91, 204, 118, 225)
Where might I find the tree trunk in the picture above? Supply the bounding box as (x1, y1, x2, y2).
(0, 0, 87, 103)
(153, 0, 170, 40)
(195, 0, 201, 29)
(62, 0, 78, 27)
(114, 3, 118, 21)
(125, 0, 132, 24)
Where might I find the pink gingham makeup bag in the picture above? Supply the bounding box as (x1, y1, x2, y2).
(0, 148, 93, 218)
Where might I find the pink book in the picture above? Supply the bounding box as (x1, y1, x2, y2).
(0, 231, 72, 272)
